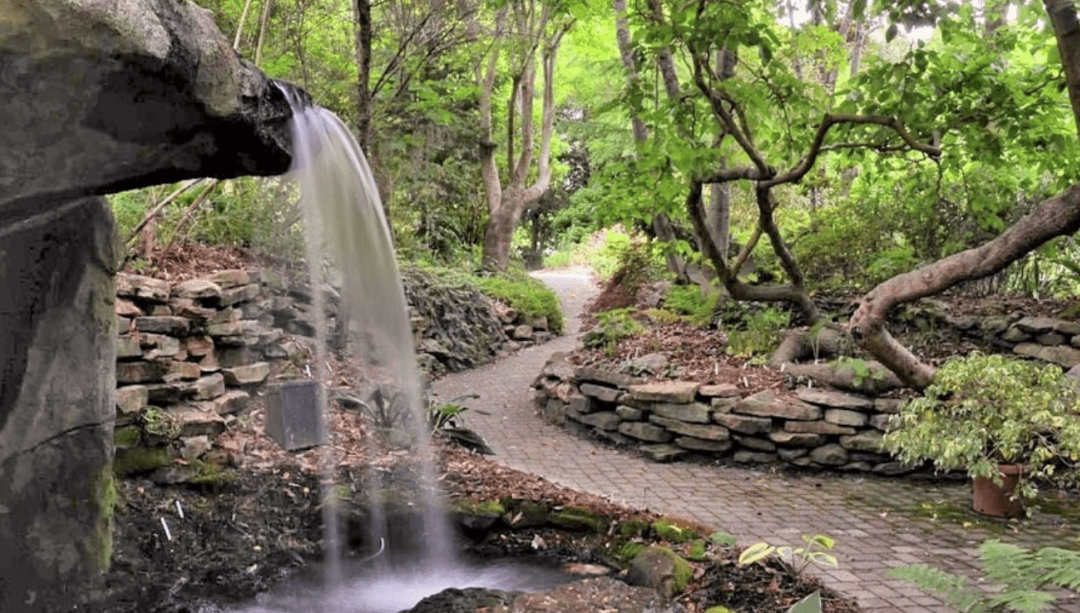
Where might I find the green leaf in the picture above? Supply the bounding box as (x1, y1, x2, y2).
(738, 542, 776, 566)
(787, 591, 822, 613)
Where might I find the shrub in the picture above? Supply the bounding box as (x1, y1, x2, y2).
(583, 308, 644, 354)
(474, 271, 565, 335)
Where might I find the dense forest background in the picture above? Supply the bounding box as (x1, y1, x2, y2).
(111, 0, 1080, 383)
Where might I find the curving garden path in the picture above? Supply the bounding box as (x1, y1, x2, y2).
(431, 268, 1080, 613)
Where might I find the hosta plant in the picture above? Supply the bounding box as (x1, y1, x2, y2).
(883, 352, 1080, 507)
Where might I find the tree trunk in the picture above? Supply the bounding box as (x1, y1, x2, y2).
(481, 190, 526, 270)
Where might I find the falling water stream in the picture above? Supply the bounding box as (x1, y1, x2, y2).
(224, 91, 569, 612)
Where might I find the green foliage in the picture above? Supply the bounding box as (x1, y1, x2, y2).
(720, 305, 790, 358)
(708, 531, 738, 547)
(664, 284, 721, 328)
(474, 271, 565, 335)
(786, 592, 822, 613)
(686, 539, 707, 562)
(651, 519, 696, 544)
(583, 308, 645, 354)
(887, 539, 1080, 613)
(141, 407, 180, 440)
(738, 534, 838, 577)
(884, 352, 1080, 507)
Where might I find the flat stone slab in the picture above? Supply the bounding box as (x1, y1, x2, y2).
(579, 411, 622, 431)
(578, 364, 635, 388)
(784, 420, 857, 435)
(136, 316, 190, 336)
(769, 430, 824, 447)
(616, 405, 644, 421)
(733, 390, 822, 421)
(222, 362, 270, 386)
(619, 422, 672, 443)
(173, 279, 222, 300)
(1014, 316, 1058, 334)
(117, 361, 169, 384)
(809, 443, 848, 466)
(117, 273, 170, 302)
(732, 434, 776, 452)
(210, 269, 251, 288)
(698, 383, 740, 398)
(674, 436, 732, 452)
(1014, 342, 1080, 368)
(713, 413, 772, 435)
(840, 431, 885, 452)
(638, 444, 686, 462)
(650, 401, 711, 423)
(169, 404, 226, 437)
(628, 381, 700, 404)
(115, 385, 148, 416)
(825, 408, 868, 427)
(649, 415, 730, 441)
(580, 382, 622, 403)
(794, 388, 873, 410)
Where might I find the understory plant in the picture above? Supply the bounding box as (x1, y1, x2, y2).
(474, 270, 565, 335)
(583, 308, 645, 355)
(738, 534, 839, 577)
(883, 352, 1080, 507)
(887, 539, 1080, 612)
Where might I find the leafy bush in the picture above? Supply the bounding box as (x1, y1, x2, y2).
(583, 308, 644, 354)
(887, 539, 1080, 613)
(719, 304, 790, 357)
(474, 271, 565, 335)
(884, 352, 1080, 507)
(664, 284, 721, 328)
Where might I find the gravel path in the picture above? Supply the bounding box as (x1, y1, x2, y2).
(431, 269, 1080, 613)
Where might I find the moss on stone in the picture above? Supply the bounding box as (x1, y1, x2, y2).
(549, 506, 608, 533)
(652, 518, 695, 543)
(84, 466, 117, 571)
(656, 546, 694, 593)
(618, 517, 650, 537)
(704, 607, 736, 613)
(187, 461, 237, 487)
(616, 541, 648, 563)
(113, 425, 141, 449)
(686, 539, 707, 561)
(114, 446, 174, 475)
(452, 499, 506, 517)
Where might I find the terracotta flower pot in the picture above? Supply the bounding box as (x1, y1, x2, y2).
(972, 464, 1025, 518)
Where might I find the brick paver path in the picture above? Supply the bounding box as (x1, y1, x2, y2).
(432, 269, 1080, 612)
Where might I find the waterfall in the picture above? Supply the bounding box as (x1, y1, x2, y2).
(283, 89, 454, 581)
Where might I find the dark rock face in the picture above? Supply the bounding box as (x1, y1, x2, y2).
(0, 1, 305, 608)
(0, 198, 117, 612)
(0, 0, 299, 220)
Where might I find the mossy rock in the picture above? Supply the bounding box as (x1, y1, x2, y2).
(651, 518, 697, 543)
(618, 517, 650, 538)
(187, 461, 237, 487)
(549, 506, 609, 533)
(615, 541, 648, 563)
(709, 531, 738, 547)
(705, 607, 737, 613)
(452, 499, 506, 532)
(626, 545, 694, 598)
(114, 446, 174, 476)
(113, 425, 142, 450)
(503, 501, 550, 528)
(686, 539, 707, 561)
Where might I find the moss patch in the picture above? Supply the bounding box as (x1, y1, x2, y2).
(113, 425, 141, 450)
(686, 539, 707, 561)
(114, 446, 174, 476)
(652, 519, 696, 543)
(549, 506, 608, 533)
(618, 517, 650, 537)
(84, 466, 117, 571)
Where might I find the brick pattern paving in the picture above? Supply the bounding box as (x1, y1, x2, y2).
(431, 270, 1080, 612)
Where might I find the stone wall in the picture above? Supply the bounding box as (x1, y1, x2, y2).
(112, 267, 553, 481)
(534, 353, 907, 473)
(913, 307, 1080, 369)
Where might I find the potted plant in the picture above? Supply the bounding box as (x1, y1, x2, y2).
(883, 351, 1080, 517)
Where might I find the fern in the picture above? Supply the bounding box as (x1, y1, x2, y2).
(887, 540, 1080, 613)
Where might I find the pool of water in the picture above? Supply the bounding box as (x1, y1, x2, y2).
(226, 555, 572, 613)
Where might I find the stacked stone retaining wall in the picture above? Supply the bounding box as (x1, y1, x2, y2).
(113, 268, 552, 482)
(534, 353, 909, 473)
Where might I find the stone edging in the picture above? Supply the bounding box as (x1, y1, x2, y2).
(533, 353, 908, 473)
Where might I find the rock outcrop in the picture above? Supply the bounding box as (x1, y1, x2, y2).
(0, 1, 303, 609)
